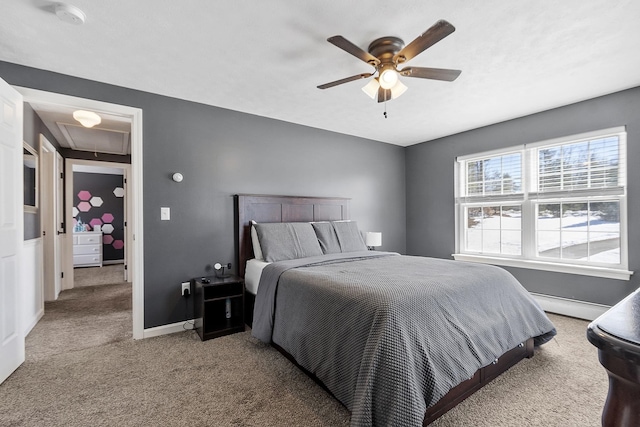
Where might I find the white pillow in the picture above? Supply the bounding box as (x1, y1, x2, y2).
(251, 220, 264, 261)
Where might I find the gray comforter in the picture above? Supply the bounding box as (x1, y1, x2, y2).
(252, 252, 556, 427)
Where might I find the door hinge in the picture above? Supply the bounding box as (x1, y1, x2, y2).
(61, 272, 64, 278)
(124, 178, 127, 184)
(42, 230, 46, 236)
(60, 172, 64, 179)
(124, 221, 127, 227)
(124, 265, 128, 270)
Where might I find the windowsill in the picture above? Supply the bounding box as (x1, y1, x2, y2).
(452, 253, 633, 281)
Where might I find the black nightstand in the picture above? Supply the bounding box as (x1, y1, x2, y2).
(193, 275, 245, 341)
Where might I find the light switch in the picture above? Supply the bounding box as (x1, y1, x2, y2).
(160, 207, 170, 221)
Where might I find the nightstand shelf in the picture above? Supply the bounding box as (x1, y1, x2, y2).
(194, 275, 245, 341)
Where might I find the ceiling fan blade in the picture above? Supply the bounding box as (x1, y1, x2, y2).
(400, 67, 461, 81)
(377, 87, 392, 103)
(328, 36, 380, 66)
(317, 73, 373, 89)
(394, 20, 455, 63)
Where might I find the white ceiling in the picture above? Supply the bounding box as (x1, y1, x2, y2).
(2, 1, 639, 147)
(29, 102, 131, 155)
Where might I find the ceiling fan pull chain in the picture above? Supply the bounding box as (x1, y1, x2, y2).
(383, 99, 388, 119)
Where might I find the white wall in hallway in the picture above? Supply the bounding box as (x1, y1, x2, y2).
(22, 238, 44, 335)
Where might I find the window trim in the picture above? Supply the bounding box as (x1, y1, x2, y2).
(453, 126, 633, 281)
(452, 253, 633, 281)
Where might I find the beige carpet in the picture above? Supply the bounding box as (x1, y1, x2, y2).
(74, 264, 126, 288)
(0, 281, 608, 426)
(25, 282, 132, 363)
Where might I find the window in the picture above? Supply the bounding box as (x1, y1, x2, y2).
(454, 127, 631, 280)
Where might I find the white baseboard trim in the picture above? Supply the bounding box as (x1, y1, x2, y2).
(142, 319, 195, 339)
(24, 308, 44, 336)
(530, 292, 610, 321)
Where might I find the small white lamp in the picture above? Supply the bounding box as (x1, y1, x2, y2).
(365, 232, 382, 250)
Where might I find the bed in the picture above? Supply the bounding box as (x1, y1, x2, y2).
(235, 194, 556, 426)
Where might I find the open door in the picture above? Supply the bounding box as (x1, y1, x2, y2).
(0, 77, 25, 384)
(40, 135, 62, 301)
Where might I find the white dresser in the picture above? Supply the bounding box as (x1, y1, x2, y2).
(73, 231, 103, 267)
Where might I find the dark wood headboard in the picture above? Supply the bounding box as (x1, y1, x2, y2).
(234, 194, 350, 278)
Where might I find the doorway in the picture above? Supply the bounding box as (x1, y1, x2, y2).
(40, 140, 132, 296)
(16, 86, 145, 339)
(68, 160, 130, 285)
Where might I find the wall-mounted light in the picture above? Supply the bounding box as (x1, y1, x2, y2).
(73, 110, 101, 128)
(172, 172, 184, 183)
(365, 232, 382, 250)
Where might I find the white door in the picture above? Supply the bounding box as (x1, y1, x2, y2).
(0, 78, 24, 384)
(40, 135, 61, 301)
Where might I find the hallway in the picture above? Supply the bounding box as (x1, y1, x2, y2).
(26, 265, 131, 361)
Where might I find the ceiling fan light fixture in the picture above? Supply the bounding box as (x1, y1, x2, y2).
(390, 80, 408, 99)
(362, 78, 380, 99)
(379, 68, 399, 89)
(73, 110, 101, 128)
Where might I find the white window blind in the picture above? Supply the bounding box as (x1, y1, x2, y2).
(454, 127, 630, 279)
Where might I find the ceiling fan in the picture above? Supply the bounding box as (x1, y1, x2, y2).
(317, 20, 461, 103)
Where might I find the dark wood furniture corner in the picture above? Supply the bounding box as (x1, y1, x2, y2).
(194, 275, 245, 341)
(587, 289, 640, 427)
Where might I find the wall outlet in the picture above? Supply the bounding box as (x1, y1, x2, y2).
(181, 281, 190, 297)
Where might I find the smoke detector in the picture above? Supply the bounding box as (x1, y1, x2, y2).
(55, 3, 86, 25)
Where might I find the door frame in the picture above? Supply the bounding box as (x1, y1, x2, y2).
(16, 86, 145, 340)
(66, 159, 131, 284)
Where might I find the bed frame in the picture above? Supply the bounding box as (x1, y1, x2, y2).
(234, 194, 534, 426)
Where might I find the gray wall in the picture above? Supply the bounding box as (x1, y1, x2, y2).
(406, 87, 640, 306)
(0, 61, 406, 328)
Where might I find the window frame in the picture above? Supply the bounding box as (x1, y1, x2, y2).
(453, 127, 632, 281)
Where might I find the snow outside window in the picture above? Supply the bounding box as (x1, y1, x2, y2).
(454, 127, 631, 280)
